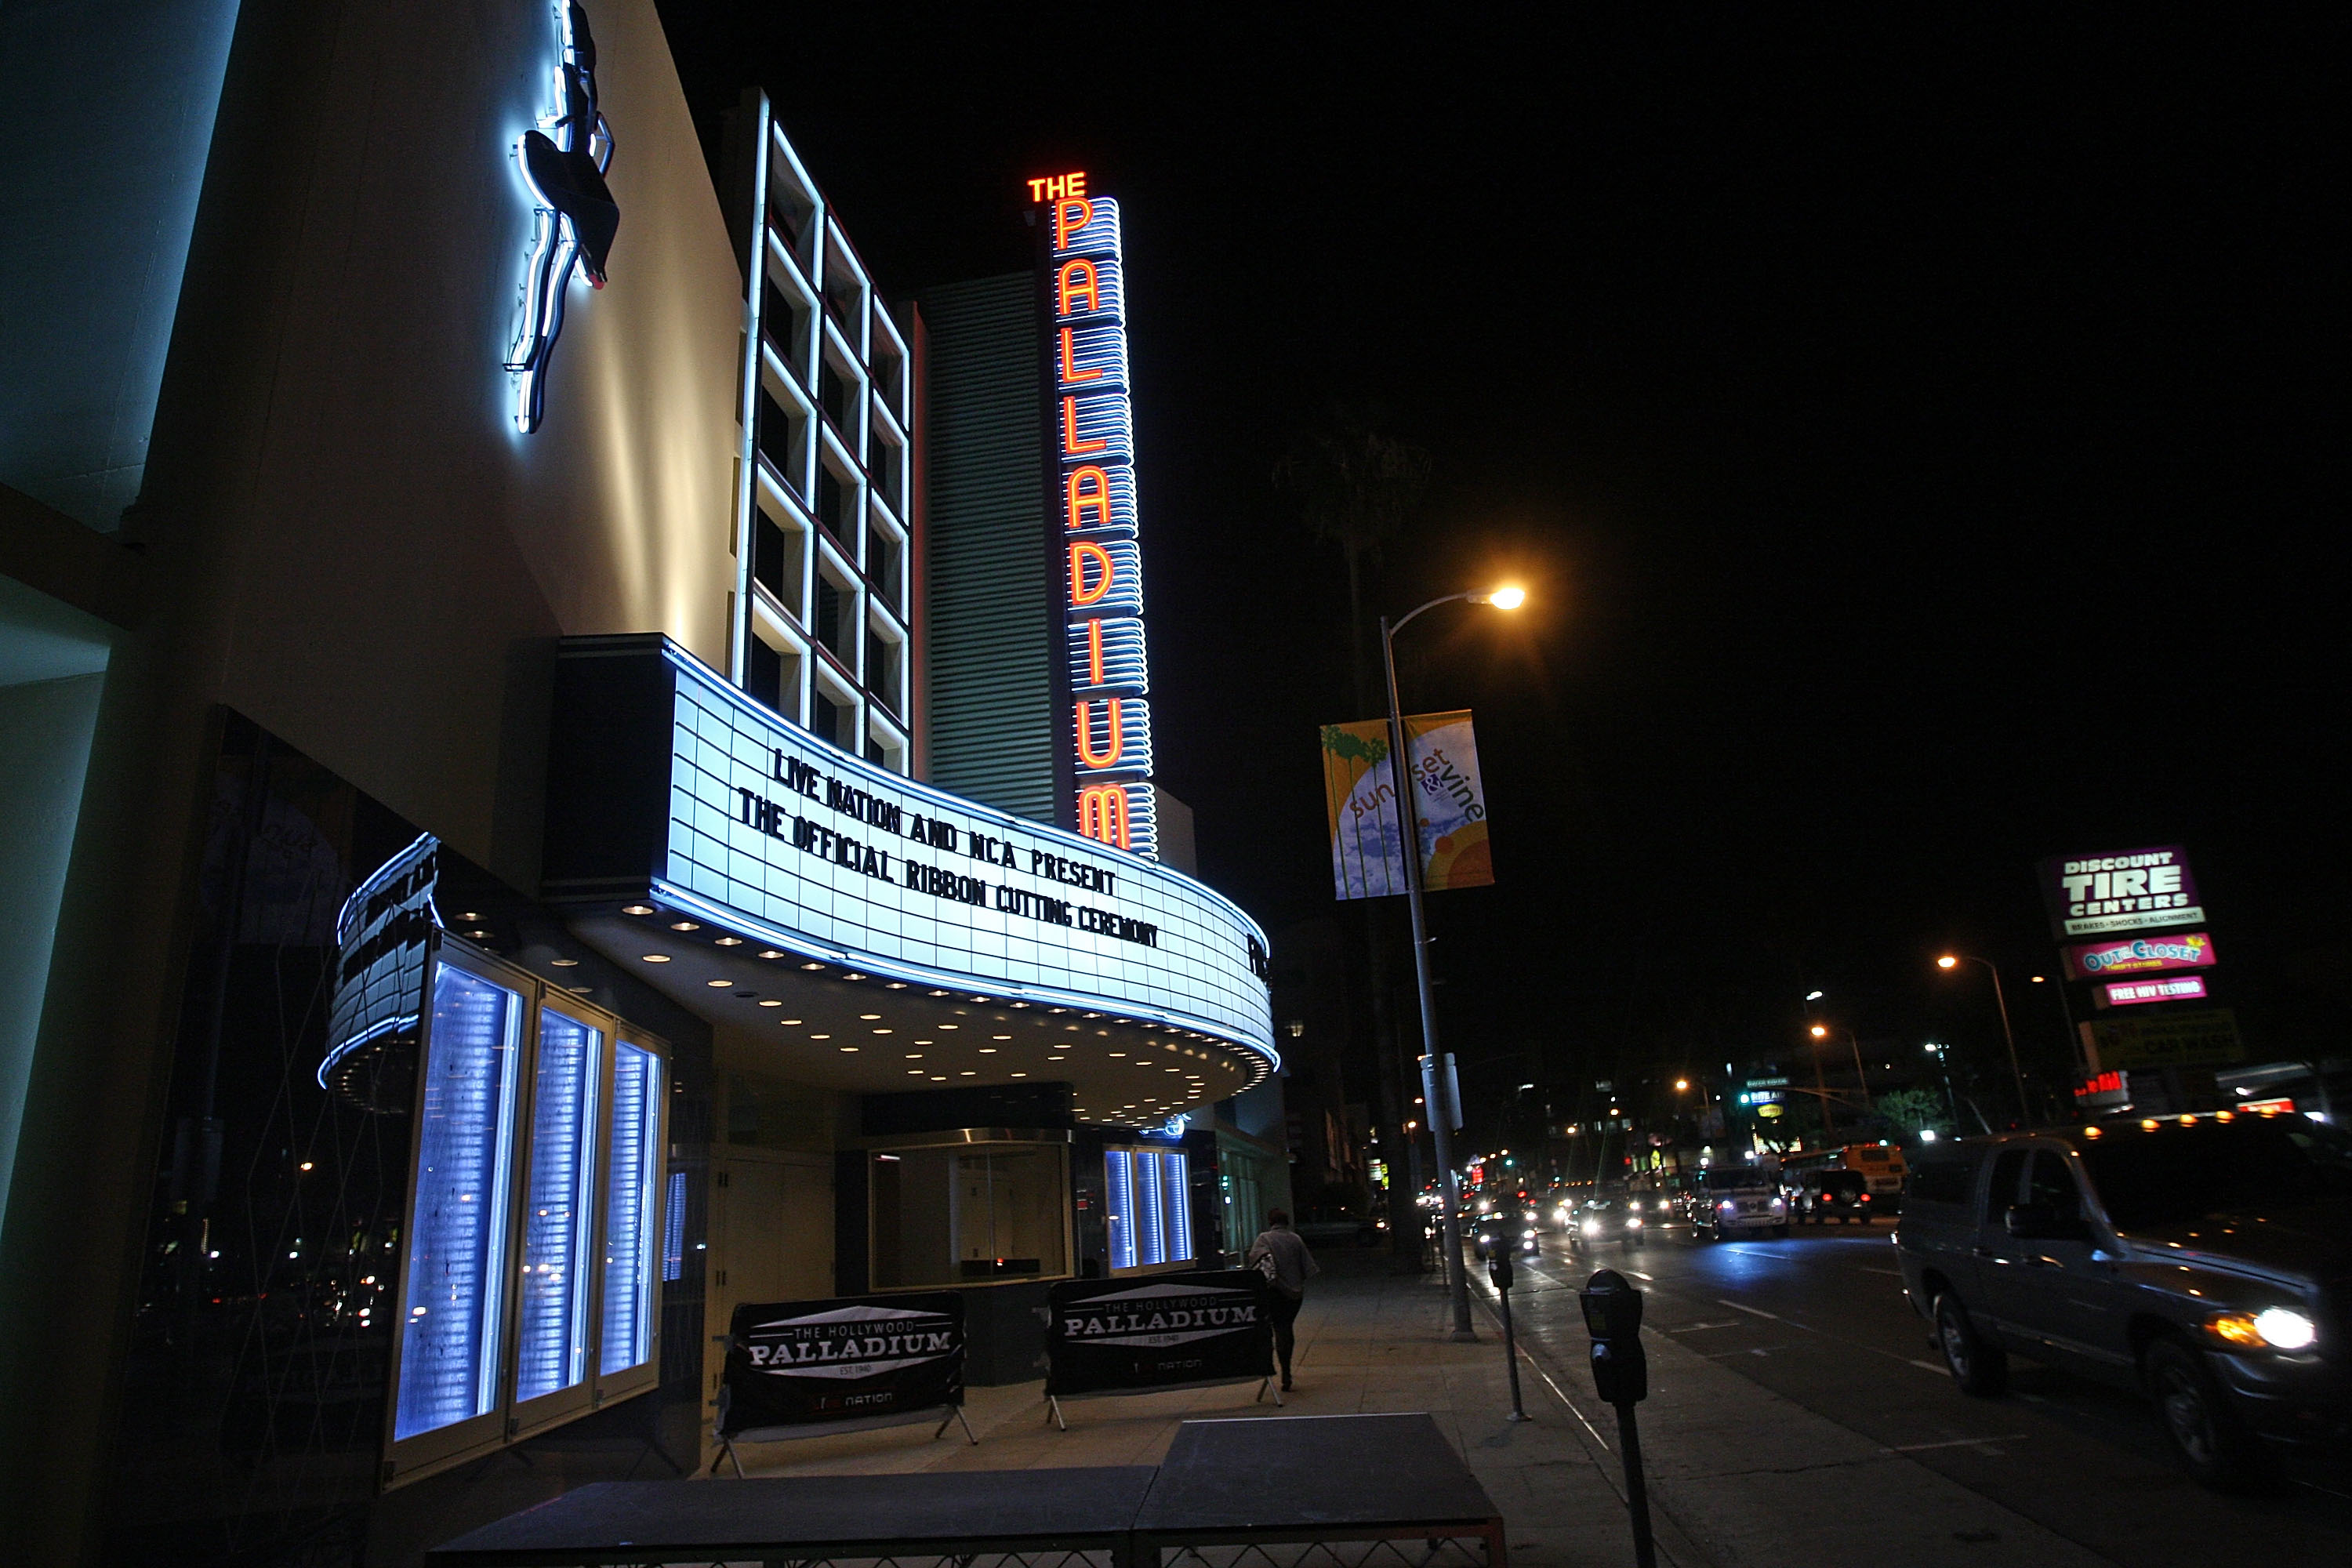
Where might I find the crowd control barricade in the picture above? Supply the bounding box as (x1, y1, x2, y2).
(1044, 1270, 1279, 1429)
(712, 1293, 976, 1475)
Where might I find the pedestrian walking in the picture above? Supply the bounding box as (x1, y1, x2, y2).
(1245, 1208, 1320, 1391)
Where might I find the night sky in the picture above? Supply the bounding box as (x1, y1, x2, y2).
(656, 8, 2339, 1126)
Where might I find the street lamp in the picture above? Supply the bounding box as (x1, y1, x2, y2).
(1383, 583, 1526, 1340)
(1807, 1021, 1871, 1100)
(1938, 953, 2028, 1123)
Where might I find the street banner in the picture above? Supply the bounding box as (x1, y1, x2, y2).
(719, 1294, 964, 1435)
(2064, 931, 2216, 980)
(1044, 1271, 1272, 1397)
(2085, 1007, 2243, 1073)
(1320, 711, 1494, 901)
(2037, 845, 2203, 939)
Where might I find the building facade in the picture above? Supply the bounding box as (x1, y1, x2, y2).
(0, 4, 1279, 1563)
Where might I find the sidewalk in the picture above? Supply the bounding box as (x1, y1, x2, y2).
(713, 1252, 2119, 1568)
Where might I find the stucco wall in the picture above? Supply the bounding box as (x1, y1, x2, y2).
(194, 0, 741, 888)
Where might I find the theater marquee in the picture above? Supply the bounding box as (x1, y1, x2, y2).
(545, 637, 1275, 1058)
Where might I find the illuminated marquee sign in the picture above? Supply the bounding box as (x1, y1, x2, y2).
(2099, 975, 2209, 1007)
(547, 638, 1274, 1060)
(2037, 844, 2203, 939)
(506, 2, 617, 434)
(1034, 172, 1156, 858)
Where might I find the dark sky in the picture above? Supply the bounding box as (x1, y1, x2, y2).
(656, 8, 2341, 1120)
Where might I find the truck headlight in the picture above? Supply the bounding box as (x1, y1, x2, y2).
(1719, 1200, 1736, 1211)
(2209, 1308, 2318, 1351)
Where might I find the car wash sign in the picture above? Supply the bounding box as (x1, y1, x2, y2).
(1033, 172, 1156, 859)
(1044, 1272, 1272, 1397)
(719, 1295, 964, 1432)
(2038, 845, 2205, 938)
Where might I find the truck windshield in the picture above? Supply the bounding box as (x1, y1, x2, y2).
(2077, 1118, 2352, 1229)
(1703, 1168, 1774, 1191)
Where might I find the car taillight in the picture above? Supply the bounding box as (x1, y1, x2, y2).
(1859, 1195, 1871, 1203)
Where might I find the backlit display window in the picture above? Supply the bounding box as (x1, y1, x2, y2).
(394, 965, 523, 1439)
(1104, 1145, 1192, 1273)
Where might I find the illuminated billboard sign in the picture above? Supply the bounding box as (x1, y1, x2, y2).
(2099, 976, 2209, 1007)
(2065, 931, 2216, 979)
(2037, 844, 2204, 938)
(546, 637, 1274, 1061)
(1033, 172, 1156, 858)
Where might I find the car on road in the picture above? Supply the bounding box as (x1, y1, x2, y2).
(1895, 1110, 2351, 1488)
(1788, 1167, 1874, 1224)
(1567, 1196, 1646, 1250)
(1472, 1204, 1541, 1261)
(1693, 1163, 1789, 1240)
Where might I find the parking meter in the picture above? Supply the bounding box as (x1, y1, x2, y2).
(1486, 1250, 1515, 1293)
(1580, 1268, 1648, 1405)
(1581, 1269, 1656, 1568)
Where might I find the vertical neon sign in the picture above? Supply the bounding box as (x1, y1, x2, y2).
(1033, 172, 1156, 858)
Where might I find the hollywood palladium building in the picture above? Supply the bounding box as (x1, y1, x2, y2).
(0, 2, 1287, 1561)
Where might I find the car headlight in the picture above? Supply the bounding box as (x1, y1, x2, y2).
(1719, 1200, 1736, 1211)
(1769, 1198, 1785, 1210)
(1581, 1221, 1602, 1236)
(2209, 1308, 2318, 1352)
(1625, 1215, 1642, 1228)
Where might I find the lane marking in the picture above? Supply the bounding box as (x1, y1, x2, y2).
(1623, 1269, 1655, 1281)
(1910, 1359, 1949, 1374)
(1883, 1433, 2029, 1453)
(1719, 1298, 1782, 1321)
(1666, 1321, 1744, 1333)
(1858, 1266, 1903, 1277)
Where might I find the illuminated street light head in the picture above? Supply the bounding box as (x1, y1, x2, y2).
(1675, 1079, 1690, 1092)
(1937, 955, 1958, 970)
(1809, 1024, 1828, 1039)
(1805, 989, 1824, 1001)
(1468, 586, 1527, 610)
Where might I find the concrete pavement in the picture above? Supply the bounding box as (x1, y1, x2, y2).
(710, 1250, 2129, 1567)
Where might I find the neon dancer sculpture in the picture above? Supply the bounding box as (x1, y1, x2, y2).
(506, 3, 616, 434)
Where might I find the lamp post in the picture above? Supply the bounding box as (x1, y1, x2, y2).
(1382, 584, 1523, 1341)
(1808, 1022, 1871, 1101)
(1939, 953, 2028, 1123)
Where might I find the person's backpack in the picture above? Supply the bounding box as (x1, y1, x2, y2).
(1252, 1237, 1280, 1283)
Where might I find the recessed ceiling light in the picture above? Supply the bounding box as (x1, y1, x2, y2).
(970, 996, 989, 1003)
(550, 957, 579, 967)
(872, 1028, 892, 1035)
(993, 1034, 1011, 1040)
(905, 1053, 924, 1059)
(622, 905, 653, 916)
(915, 1039, 934, 1045)
(843, 972, 866, 981)
(758, 949, 785, 960)
(908, 1069, 925, 1075)
(928, 989, 950, 996)
(839, 1046, 859, 1052)
(1011, 1072, 1028, 1077)
(938, 1025, 959, 1031)
(959, 1070, 976, 1076)
(885, 982, 908, 989)
(978, 1047, 997, 1054)
(1048, 1055, 1066, 1061)
(1109, 1052, 1126, 1058)
(810, 1033, 831, 1040)
(568, 985, 593, 993)
(758, 1000, 782, 1007)
(670, 920, 700, 931)
(779, 1018, 802, 1025)
(931, 1076, 946, 1081)
(641, 954, 670, 964)
(715, 935, 745, 946)
(1009, 1002, 1029, 1009)
(706, 978, 731, 988)
(456, 912, 481, 921)
(859, 1014, 882, 1021)
(800, 962, 825, 971)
